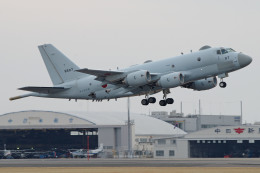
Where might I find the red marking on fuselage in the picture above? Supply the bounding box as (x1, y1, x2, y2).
(102, 84, 108, 88)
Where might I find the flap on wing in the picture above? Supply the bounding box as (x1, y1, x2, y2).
(76, 68, 124, 77)
(18, 86, 70, 94)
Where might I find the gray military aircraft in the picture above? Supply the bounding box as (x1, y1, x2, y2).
(10, 44, 252, 106)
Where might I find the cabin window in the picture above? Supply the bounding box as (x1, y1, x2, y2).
(221, 49, 228, 54)
(197, 57, 201, 61)
(226, 48, 236, 52)
(217, 50, 221, 54)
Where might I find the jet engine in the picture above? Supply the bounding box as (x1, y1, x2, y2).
(157, 72, 184, 88)
(123, 70, 151, 87)
(182, 77, 217, 91)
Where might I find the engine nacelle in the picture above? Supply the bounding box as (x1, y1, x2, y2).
(183, 77, 217, 91)
(123, 70, 151, 87)
(157, 72, 184, 88)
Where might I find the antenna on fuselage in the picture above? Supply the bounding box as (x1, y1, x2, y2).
(199, 45, 211, 51)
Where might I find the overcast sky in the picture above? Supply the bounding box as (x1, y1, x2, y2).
(1, 0, 260, 123)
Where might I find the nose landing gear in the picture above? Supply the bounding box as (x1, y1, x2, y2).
(218, 73, 228, 88)
(219, 79, 227, 88)
(219, 82, 226, 88)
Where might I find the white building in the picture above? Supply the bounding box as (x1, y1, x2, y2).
(0, 110, 186, 158)
(154, 125, 260, 158)
(3, 110, 257, 159)
(151, 111, 242, 132)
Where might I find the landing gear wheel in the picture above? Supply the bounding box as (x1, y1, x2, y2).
(159, 100, 167, 106)
(148, 97, 156, 103)
(141, 99, 149, 105)
(219, 82, 227, 88)
(166, 98, 174, 104)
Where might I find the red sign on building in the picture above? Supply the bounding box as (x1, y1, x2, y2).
(234, 128, 245, 134)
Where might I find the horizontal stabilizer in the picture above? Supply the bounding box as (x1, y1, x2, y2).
(76, 68, 124, 77)
(18, 86, 70, 94)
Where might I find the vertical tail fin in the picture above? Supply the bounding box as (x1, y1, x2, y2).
(38, 44, 83, 85)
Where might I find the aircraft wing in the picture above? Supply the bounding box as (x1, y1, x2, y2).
(76, 68, 124, 77)
(18, 86, 70, 94)
(77, 68, 161, 84)
(76, 68, 126, 83)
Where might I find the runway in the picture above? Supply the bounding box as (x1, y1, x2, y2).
(1, 158, 260, 167)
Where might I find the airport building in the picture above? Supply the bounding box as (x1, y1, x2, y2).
(154, 125, 260, 158)
(1, 110, 260, 159)
(151, 111, 260, 158)
(151, 111, 242, 132)
(0, 110, 186, 158)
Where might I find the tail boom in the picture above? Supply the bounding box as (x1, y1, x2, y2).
(9, 93, 39, 101)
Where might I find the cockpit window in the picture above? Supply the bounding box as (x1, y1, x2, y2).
(226, 48, 236, 52)
(221, 49, 228, 54)
(217, 50, 221, 54)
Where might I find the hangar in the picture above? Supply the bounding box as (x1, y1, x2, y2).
(186, 125, 260, 158)
(0, 111, 101, 151)
(3, 111, 260, 158)
(0, 110, 186, 157)
(154, 125, 260, 158)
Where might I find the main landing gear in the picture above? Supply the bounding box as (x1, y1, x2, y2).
(219, 79, 227, 88)
(141, 96, 156, 105)
(159, 89, 174, 106)
(159, 98, 174, 106)
(141, 89, 174, 106)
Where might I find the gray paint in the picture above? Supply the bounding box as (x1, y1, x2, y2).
(10, 45, 252, 102)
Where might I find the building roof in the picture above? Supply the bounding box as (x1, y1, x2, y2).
(0, 110, 186, 136)
(184, 125, 260, 140)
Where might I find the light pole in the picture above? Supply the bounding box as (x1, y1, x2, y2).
(127, 97, 132, 158)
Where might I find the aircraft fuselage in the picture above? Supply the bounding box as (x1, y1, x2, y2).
(10, 45, 252, 106)
(46, 47, 250, 100)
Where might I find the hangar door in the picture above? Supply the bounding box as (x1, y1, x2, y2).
(190, 140, 260, 158)
(0, 128, 98, 150)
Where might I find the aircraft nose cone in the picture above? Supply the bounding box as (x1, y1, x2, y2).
(238, 53, 252, 68)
